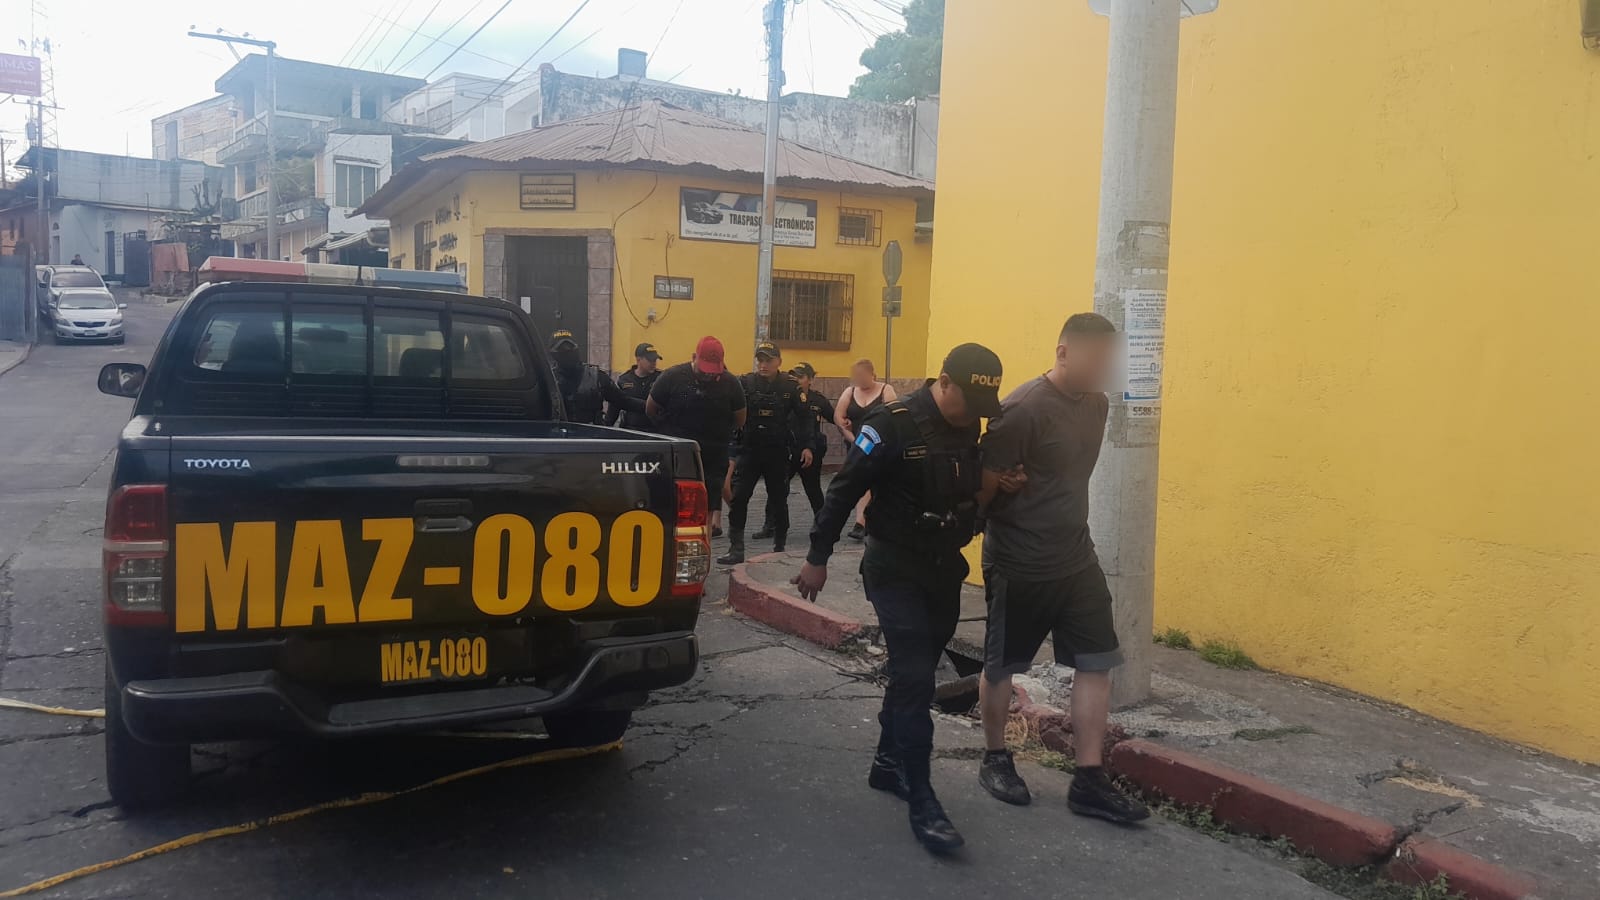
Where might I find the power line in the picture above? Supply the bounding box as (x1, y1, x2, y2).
(383, 0, 448, 73)
(338, 13, 387, 68)
(394, 0, 491, 73)
(354, 0, 420, 71)
(441, 0, 596, 134)
(605, 0, 687, 156)
(422, 0, 520, 81)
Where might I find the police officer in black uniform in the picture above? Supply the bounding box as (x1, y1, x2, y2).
(549, 329, 626, 425)
(794, 343, 1004, 854)
(717, 341, 815, 564)
(606, 342, 661, 430)
(755, 361, 832, 540)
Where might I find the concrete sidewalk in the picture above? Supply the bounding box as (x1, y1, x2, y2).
(727, 541, 1596, 900)
(0, 340, 31, 378)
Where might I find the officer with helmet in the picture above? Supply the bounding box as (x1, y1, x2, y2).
(549, 329, 626, 425)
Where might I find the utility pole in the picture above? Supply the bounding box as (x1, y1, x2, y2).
(34, 99, 47, 267)
(1086, 0, 1189, 708)
(754, 0, 784, 346)
(188, 31, 278, 256)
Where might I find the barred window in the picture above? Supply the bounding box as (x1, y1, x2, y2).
(836, 207, 881, 246)
(770, 271, 853, 350)
(413, 221, 433, 272)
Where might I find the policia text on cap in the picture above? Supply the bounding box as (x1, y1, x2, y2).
(794, 343, 1007, 854)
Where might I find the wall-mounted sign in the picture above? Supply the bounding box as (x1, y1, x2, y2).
(435, 256, 460, 273)
(0, 54, 42, 97)
(654, 276, 694, 300)
(679, 188, 817, 248)
(520, 174, 577, 209)
(437, 232, 458, 251)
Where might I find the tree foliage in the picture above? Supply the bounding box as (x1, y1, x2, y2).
(847, 0, 944, 103)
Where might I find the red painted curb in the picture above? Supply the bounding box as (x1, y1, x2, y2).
(1108, 739, 1398, 868)
(726, 564, 864, 649)
(1382, 836, 1539, 900)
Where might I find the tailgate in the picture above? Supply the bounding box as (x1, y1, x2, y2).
(166, 432, 683, 643)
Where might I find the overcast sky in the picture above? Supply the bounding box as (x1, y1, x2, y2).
(1, 0, 902, 167)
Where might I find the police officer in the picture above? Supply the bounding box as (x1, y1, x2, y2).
(755, 361, 833, 540)
(607, 342, 661, 430)
(717, 341, 815, 564)
(794, 343, 1004, 854)
(549, 329, 626, 425)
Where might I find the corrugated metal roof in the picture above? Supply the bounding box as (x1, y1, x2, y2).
(358, 100, 930, 218)
(424, 100, 930, 190)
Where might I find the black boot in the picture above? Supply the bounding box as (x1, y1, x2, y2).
(716, 540, 745, 566)
(868, 753, 911, 800)
(904, 755, 964, 852)
(847, 523, 866, 542)
(751, 525, 774, 541)
(772, 530, 787, 553)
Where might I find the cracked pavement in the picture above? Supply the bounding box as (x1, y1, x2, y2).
(0, 300, 1337, 898)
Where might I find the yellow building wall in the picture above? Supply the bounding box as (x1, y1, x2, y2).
(420, 169, 930, 378)
(928, 0, 1600, 763)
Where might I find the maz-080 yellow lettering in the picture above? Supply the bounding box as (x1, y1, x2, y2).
(174, 512, 666, 633)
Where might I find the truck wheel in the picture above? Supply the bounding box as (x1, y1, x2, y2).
(543, 710, 632, 747)
(105, 665, 190, 810)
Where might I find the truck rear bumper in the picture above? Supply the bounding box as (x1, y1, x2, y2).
(120, 632, 696, 743)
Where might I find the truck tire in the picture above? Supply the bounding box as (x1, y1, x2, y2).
(543, 710, 632, 747)
(105, 665, 190, 810)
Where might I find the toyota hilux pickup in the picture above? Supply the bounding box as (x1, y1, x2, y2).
(95, 278, 710, 808)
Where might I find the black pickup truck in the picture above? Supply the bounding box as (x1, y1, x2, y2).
(96, 281, 710, 808)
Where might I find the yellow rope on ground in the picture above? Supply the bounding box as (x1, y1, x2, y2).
(0, 740, 621, 898)
(0, 697, 105, 719)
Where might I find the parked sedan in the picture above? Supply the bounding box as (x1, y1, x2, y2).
(50, 293, 126, 344)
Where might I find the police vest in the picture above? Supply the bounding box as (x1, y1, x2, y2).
(561, 365, 605, 425)
(741, 374, 797, 448)
(867, 399, 984, 552)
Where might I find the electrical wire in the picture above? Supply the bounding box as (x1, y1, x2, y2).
(337, 13, 386, 68)
(603, 0, 687, 157)
(422, 0, 520, 81)
(439, 0, 597, 135)
(394, 0, 491, 74)
(354, 0, 420, 71)
(382, 0, 448, 73)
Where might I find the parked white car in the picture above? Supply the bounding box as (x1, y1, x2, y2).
(40, 266, 126, 344)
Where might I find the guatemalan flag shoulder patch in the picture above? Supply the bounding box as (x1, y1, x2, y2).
(855, 425, 882, 455)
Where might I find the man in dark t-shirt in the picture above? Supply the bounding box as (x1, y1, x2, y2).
(647, 335, 746, 535)
(973, 312, 1149, 825)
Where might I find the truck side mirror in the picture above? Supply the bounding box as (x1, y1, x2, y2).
(99, 363, 147, 399)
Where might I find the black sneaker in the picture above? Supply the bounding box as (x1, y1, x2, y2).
(908, 794, 965, 853)
(868, 754, 911, 801)
(716, 547, 745, 566)
(847, 523, 866, 542)
(751, 527, 774, 541)
(1067, 768, 1150, 824)
(979, 750, 1032, 806)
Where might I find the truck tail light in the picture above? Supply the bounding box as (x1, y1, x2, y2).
(672, 479, 710, 598)
(104, 484, 169, 626)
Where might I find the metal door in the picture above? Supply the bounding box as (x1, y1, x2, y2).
(509, 236, 590, 355)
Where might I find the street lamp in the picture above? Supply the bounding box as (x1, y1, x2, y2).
(188, 30, 278, 256)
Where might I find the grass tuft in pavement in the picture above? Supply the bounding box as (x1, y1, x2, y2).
(1198, 639, 1258, 670)
(1154, 627, 1194, 649)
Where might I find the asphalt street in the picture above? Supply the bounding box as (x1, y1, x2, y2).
(0, 297, 1338, 899)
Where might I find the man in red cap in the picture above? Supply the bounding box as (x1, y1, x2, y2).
(648, 336, 747, 536)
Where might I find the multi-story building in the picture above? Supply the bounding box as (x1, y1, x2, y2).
(389, 50, 940, 183)
(203, 55, 436, 262)
(1, 147, 223, 276)
(151, 95, 237, 167)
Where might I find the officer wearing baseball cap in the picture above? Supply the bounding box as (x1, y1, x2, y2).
(719, 340, 815, 563)
(607, 342, 662, 431)
(794, 342, 1004, 854)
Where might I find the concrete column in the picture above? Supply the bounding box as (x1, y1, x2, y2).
(1088, 0, 1183, 708)
(351, 85, 363, 119)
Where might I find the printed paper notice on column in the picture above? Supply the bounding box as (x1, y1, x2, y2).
(1122, 288, 1165, 419)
